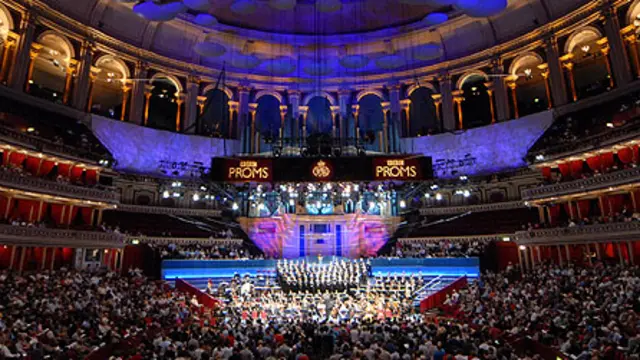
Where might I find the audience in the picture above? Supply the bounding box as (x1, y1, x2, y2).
(386, 238, 492, 258)
(153, 241, 262, 260)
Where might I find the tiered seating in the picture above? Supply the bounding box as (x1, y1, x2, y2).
(0, 95, 112, 162)
(406, 208, 539, 237)
(102, 210, 215, 237)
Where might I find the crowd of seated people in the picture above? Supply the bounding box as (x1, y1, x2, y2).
(0, 268, 196, 359)
(524, 206, 640, 231)
(0, 96, 112, 162)
(446, 262, 640, 359)
(385, 238, 492, 258)
(0, 159, 110, 190)
(151, 241, 264, 260)
(277, 258, 370, 293)
(528, 90, 640, 158)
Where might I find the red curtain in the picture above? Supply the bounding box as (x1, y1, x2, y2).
(495, 241, 518, 271)
(633, 145, 639, 164)
(80, 207, 93, 225)
(557, 163, 571, 178)
(70, 167, 84, 183)
(57, 163, 71, 178)
(15, 199, 38, 222)
(49, 204, 66, 225)
(606, 195, 626, 215)
(586, 155, 601, 172)
(541, 167, 551, 180)
(570, 160, 583, 177)
(600, 198, 611, 218)
(122, 245, 145, 273)
(576, 200, 590, 219)
(24, 156, 40, 175)
(0, 245, 13, 269)
(600, 152, 614, 170)
(618, 147, 633, 164)
(39, 160, 56, 177)
(8, 152, 26, 167)
(548, 205, 561, 225)
(60, 248, 74, 267)
(85, 170, 98, 185)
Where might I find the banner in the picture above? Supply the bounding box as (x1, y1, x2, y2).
(372, 157, 423, 180)
(220, 158, 273, 182)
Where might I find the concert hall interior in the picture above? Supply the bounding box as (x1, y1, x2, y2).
(0, 0, 639, 359)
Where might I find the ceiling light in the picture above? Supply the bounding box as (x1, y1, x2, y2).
(523, 68, 532, 77)
(435, 193, 443, 201)
(581, 45, 590, 53)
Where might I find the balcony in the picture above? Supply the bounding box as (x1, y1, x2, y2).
(115, 204, 222, 217)
(522, 167, 640, 201)
(418, 201, 526, 216)
(515, 221, 640, 245)
(0, 224, 124, 248)
(0, 169, 119, 203)
(398, 234, 513, 243)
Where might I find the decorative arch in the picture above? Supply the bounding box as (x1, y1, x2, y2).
(509, 52, 544, 76)
(456, 70, 489, 90)
(627, 0, 640, 26)
(564, 26, 603, 54)
(94, 54, 130, 79)
(150, 72, 183, 93)
(406, 83, 438, 98)
(355, 89, 386, 103)
(302, 91, 336, 106)
(254, 89, 283, 104)
(202, 84, 234, 100)
(0, 3, 14, 38)
(36, 30, 75, 60)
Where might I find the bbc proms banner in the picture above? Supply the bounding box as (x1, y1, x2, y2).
(91, 115, 240, 177)
(402, 110, 554, 179)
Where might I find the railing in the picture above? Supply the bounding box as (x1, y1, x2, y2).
(515, 221, 640, 245)
(418, 201, 525, 215)
(125, 235, 242, 245)
(0, 169, 119, 203)
(522, 167, 640, 200)
(114, 204, 222, 217)
(0, 224, 124, 248)
(419, 276, 468, 312)
(398, 234, 514, 243)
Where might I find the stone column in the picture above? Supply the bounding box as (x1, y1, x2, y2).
(229, 101, 239, 139)
(338, 89, 351, 140)
(9, 12, 36, 91)
(381, 102, 390, 152)
(491, 59, 510, 122)
(24, 43, 42, 92)
(129, 61, 149, 125)
(71, 41, 96, 110)
(388, 84, 402, 153)
(288, 90, 301, 140)
(543, 37, 568, 107)
(280, 104, 289, 141)
(561, 55, 578, 102)
(0, 32, 18, 84)
(452, 90, 464, 130)
(299, 105, 309, 143)
(623, 32, 640, 78)
(143, 84, 153, 126)
(197, 96, 206, 115)
(249, 103, 258, 154)
(439, 74, 455, 131)
(183, 76, 200, 134)
(431, 93, 442, 127)
(86, 66, 102, 112)
(62, 59, 78, 105)
(239, 86, 251, 153)
(485, 81, 496, 123)
(175, 92, 185, 132)
(330, 105, 339, 138)
(506, 79, 519, 119)
(538, 64, 553, 109)
(120, 81, 132, 121)
(400, 99, 411, 136)
(602, 5, 632, 87)
(598, 39, 616, 88)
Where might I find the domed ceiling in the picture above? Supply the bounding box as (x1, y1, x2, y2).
(187, 0, 454, 35)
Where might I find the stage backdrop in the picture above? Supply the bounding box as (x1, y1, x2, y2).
(402, 110, 554, 178)
(91, 115, 240, 177)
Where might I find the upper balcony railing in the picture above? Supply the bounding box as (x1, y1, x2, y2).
(0, 169, 119, 203)
(0, 224, 124, 248)
(114, 204, 222, 217)
(521, 167, 640, 201)
(418, 201, 526, 216)
(515, 221, 640, 245)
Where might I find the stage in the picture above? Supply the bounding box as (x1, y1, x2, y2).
(162, 257, 479, 281)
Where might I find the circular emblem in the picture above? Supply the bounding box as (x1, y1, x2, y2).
(311, 160, 332, 179)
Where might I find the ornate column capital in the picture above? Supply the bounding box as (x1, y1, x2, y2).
(380, 102, 391, 112)
(249, 102, 258, 115)
(187, 74, 200, 85)
(399, 99, 411, 110)
(537, 63, 550, 77)
(121, 81, 133, 93)
(176, 92, 186, 103)
(452, 90, 464, 103)
(66, 58, 79, 74)
(430, 93, 442, 104)
(197, 95, 207, 106)
(280, 104, 289, 115)
(29, 42, 42, 59)
(88, 65, 101, 81)
(144, 84, 154, 98)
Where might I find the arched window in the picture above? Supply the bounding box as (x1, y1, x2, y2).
(30, 32, 75, 103)
(306, 96, 332, 134)
(148, 77, 179, 131)
(510, 52, 548, 117)
(460, 75, 492, 129)
(358, 94, 384, 150)
(200, 88, 230, 137)
(256, 95, 281, 150)
(409, 87, 438, 136)
(91, 55, 130, 119)
(565, 27, 611, 100)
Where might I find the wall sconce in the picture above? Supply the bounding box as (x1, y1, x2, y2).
(581, 45, 590, 54)
(523, 68, 532, 77)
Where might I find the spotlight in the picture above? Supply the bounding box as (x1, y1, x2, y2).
(26, 127, 35, 133)
(162, 191, 170, 199)
(519, 245, 526, 251)
(192, 193, 200, 201)
(399, 200, 406, 208)
(232, 202, 239, 211)
(435, 193, 443, 201)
